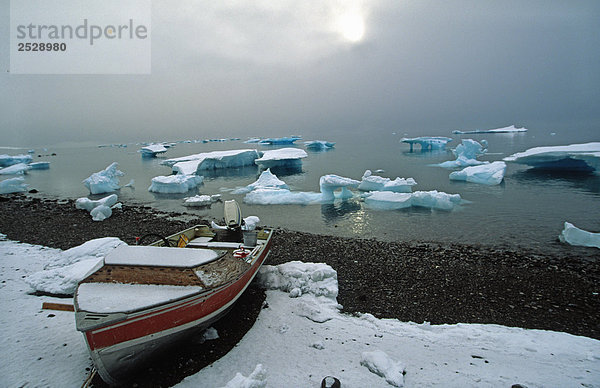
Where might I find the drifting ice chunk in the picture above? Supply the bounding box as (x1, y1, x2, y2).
(0, 177, 28, 194)
(183, 194, 221, 207)
(401, 137, 452, 151)
(244, 188, 322, 205)
(452, 124, 528, 134)
(559, 222, 600, 249)
(304, 140, 335, 150)
(75, 194, 120, 221)
(0, 163, 31, 175)
(232, 168, 289, 194)
(165, 149, 261, 173)
(363, 192, 412, 210)
(83, 162, 124, 194)
(28, 161, 50, 170)
(358, 170, 417, 193)
(360, 350, 405, 387)
(449, 161, 507, 185)
(255, 148, 307, 168)
(412, 190, 461, 210)
(140, 144, 168, 157)
(0, 154, 32, 167)
(148, 174, 204, 194)
(438, 139, 488, 168)
(319, 174, 360, 201)
(258, 136, 301, 145)
(503, 142, 600, 172)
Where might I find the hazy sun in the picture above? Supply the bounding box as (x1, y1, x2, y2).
(338, 13, 365, 43)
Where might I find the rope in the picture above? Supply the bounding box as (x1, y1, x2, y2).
(80, 367, 97, 388)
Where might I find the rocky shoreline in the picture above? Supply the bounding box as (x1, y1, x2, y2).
(1, 194, 598, 386)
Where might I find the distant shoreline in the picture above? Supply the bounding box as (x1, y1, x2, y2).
(1, 193, 599, 342)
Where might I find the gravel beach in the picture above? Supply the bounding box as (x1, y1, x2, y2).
(1, 194, 598, 387)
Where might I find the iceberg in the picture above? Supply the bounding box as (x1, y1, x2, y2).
(319, 174, 360, 201)
(258, 136, 301, 145)
(0, 154, 32, 167)
(401, 137, 453, 151)
(437, 139, 488, 168)
(358, 170, 417, 193)
(304, 140, 335, 151)
(503, 142, 600, 172)
(244, 188, 323, 205)
(0, 162, 31, 175)
(411, 190, 462, 210)
(83, 162, 124, 194)
(0, 177, 28, 194)
(182, 194, 221, 207)
(363, 191, 412, 210)
(254, 148, 307, 168)
(164, 149, 261, 174)
(148, 174, 204, 194)
(559, 222, 600, 249)
(140, 144, 168, 157)
(28, 161, 50, 170)
(232, 168, 289, 194)
(363, 190, 462, 211)
(449, 161, 507, 185)
(452, 124, 528, 134)
(75, 194, 120, 221)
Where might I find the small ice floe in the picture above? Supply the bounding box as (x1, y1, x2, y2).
(0, 154, 32, 167)
(503, 142, 600, 172)
(75, 194, 121, 221)
(258, 136, 302, 145)
(232, 169, 289, 194)
(401, 137, 453, 151)
(452, 124, 527, 134)
(254, 148, 307, 169)
(559, 222, 600, 249)
(449, 161, 507, 185)
(28, 161, 50, 170)
(221, 364, 267, 388)
(148, 174, 204, 194)
(183, 194, 221, 207)
(360, 350, 405, 387)
(358, 170, 417, 193)
(363, 190, 462, 211)
(244, 138, 262, 144)
(164, 149, 261, 174)
(0, 177, 29, 194)
(437, 139, 488, 168)
(304, 140, 335, 151)
(319, 174, 360, 202)
(139, 144, 168, 157)
(83, 162, 125, 194)
(0, 162, 31, 175)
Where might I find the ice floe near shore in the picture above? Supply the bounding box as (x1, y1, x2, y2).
(358, 170, 416, 193)
(364, 190, 462, 211)
(304, 140, 335, 151)
(148, 174, 204, 194)
(83, 162, 124, 194)
(183, 194, 221, 207)
(165, 149, 261, 174)
(0, 176, 28, 194)
(255, 148, 307, 169)
(140, 144, 168, 157)
(0, 162, 31, 175)
(559, 222, 600, 249)
(503, 142, 600, 172)
(449, 161, 507, 185)
(452, 124, 527, 134)
(232, 169, 289, 194)
(0, 154, 32, 167)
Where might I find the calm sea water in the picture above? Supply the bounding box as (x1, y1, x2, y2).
(10, 126, 600, 258)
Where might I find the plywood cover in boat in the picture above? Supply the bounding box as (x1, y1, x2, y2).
(104, 245, 218, 267)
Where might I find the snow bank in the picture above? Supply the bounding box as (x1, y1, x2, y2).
(148, 174, 204, 194)
(164, 149, 261, 173)
(360, 350, 405, 387)
(401, 137, 452, 151)
(221, 364, 267, 388)
(0, 154, 32, 167)
(364, 190, 462, 211)
(503, 142, 600, 172)
(304, 140, 335, 151)
(438, 139, 488, 168)
(0, 176, 28, 194)
(254, 148, 307, 168)
(83, 162, 124, 194)
(358, 170, 416, 193)
(559, 222, 600, 249)
(258, 261, 338, 300)
(452, 124, 527, 134)
(75, 194, 120, 221)
(0, 162, 31, 175)
(449, 161, 507, 185)
(232, 169, 289, 194)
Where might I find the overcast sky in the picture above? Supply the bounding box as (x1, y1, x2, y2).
(1, 0, 599, 147)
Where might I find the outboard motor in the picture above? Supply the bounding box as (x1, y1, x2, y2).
(219, 200, 243, 242)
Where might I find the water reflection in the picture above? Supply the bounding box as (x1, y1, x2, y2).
(320, 200, 362, 223)
(201, 165, 259, 179)
(510, 169, 600, 194)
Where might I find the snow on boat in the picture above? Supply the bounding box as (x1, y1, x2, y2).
(73, 202, 273, 385)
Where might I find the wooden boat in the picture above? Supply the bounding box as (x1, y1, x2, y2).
(74, 201, 273, 385)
